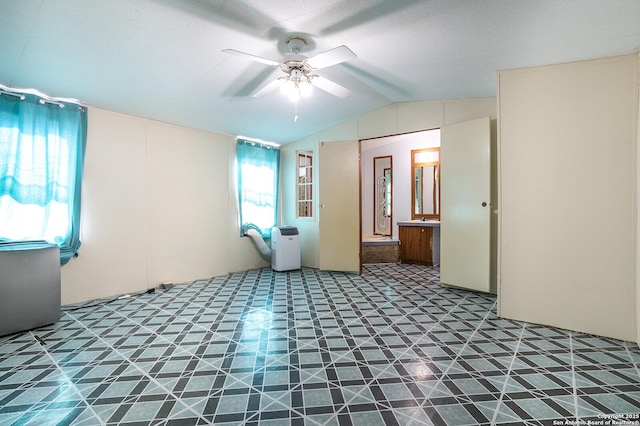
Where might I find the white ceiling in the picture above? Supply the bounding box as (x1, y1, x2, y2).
(2, 0, 639, 144)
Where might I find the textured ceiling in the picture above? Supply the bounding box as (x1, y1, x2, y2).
(1, 0, 639, 144)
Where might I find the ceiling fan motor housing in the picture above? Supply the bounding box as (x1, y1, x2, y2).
(287, 37, 307, 54)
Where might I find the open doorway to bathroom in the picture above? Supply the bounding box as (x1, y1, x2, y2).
(360, 129, 440, 265)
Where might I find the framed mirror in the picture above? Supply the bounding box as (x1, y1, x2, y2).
(411, 148, 440, 220)
(373, 155, 392, 236)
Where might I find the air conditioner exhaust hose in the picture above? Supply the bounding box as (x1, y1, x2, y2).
(244, 228, 271, 257)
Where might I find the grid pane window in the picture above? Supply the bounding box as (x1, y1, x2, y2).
(297, 150, 313, 217)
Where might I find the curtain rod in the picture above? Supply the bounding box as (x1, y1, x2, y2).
(0, 83, 85, 109)
(237, 136, 280, 149)
(0, 90, 25, 100)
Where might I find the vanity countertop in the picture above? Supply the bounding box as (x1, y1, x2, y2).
(397, 220, 441, 227)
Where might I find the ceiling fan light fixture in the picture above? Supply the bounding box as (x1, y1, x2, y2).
(281, 78, 301, 102)
(280, 69, 313, 102)
(299, 80, 313, 98)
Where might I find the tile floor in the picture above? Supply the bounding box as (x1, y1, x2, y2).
(0, 264, 639, 425)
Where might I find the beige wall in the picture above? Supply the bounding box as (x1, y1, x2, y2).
(282, 98, 496, 268)
(61, 107, 268, 305)
(498, 55, 639, 342)
(62, 98, 496, 304)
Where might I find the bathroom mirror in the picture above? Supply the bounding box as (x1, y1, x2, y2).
(373, 156, 392, 236)
(411, 148, 440, 220)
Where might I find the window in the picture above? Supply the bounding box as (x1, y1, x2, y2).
(296, 150, 313, 218)
(237, 139, 280, 237)
(0, 88, 87, 264)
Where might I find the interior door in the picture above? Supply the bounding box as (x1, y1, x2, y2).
(319, 140, 360, 272)
(440, 117, 491, 292)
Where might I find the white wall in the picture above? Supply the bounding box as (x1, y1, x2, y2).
(498, 54, 639, 342)
(61, 107, 268, 305)
(282, 98, 496, 268)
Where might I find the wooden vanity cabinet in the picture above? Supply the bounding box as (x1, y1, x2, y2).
(399, 225, 433, 265)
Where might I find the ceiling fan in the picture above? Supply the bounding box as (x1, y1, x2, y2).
(223, 37, 356, 101)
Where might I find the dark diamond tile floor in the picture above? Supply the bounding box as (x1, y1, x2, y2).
(1, 264, 639, 425)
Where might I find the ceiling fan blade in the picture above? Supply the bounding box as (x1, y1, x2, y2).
(310, 76, 352, 98)
(222, 49, 280, 67)
(305, 45, 356, 70)
(252, 77, 284, 97)
(319, 0, 423, 35)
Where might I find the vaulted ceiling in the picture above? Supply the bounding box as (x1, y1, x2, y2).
(2, 0, 639, 144)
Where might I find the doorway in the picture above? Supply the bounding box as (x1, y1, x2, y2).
(360, 129, 441, 264)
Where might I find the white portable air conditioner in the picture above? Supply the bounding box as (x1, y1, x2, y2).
(271, 226, 301, 271)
